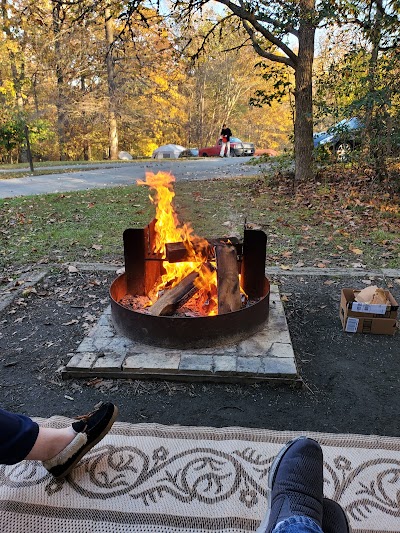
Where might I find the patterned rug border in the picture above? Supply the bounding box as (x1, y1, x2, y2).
(36, 417, 400, 451)
(1, 418, 399, 533)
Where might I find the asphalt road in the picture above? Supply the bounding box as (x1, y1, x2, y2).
(0, 157, 259, 198)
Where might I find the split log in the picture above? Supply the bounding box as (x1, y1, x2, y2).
(148, 271, 199, 316)
(165, 242, 190, 263)
(148, 264, 213, 316)
(165, 240, 213, 263)
(215, 244, 241, 314)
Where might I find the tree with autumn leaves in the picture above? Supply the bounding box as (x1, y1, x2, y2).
(1, 0, 399, 183)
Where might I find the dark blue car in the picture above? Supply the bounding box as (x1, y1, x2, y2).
(314, 118, 362, 160)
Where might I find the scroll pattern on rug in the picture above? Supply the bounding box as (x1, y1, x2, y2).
(0, 420, 399, 532)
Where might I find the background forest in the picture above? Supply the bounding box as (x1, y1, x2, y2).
(1, 0, 399, 176)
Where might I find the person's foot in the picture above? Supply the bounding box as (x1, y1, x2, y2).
(256, 436, 324, 533)
(322, 498, 352, 533)
(43, 402, 118, 479)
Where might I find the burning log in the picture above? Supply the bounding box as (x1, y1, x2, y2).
(165, 237, 241, 264)
(215, 244, 241, 314)
(148, 263, 213, 317)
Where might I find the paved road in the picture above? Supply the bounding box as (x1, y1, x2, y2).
(0, 158, 260, 198)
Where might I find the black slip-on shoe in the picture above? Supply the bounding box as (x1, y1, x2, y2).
(256, 436, 324, 533)
(322, 498, 352, 533)
(43, 402, 118, 479)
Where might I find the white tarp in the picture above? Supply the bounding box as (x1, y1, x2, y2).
(118, 151, 133, 160)
(152, 144, 186, 159)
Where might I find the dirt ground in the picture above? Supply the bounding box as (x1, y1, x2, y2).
(0, 266, 399, 437)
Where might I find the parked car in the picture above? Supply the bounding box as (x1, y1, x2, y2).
(314, 117, 363, 160)
(315, 117, 400, 160)
(199, 137, 255, 157)
(179, 148, 199, 157)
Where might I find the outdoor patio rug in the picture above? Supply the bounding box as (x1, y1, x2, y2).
(0, 418, 399, 532)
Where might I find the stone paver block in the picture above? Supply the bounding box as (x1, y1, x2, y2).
(123, 353, 181, 372)
(184, 346, 229, 356)
(261, 356, 298, 376)
(76, 338, 96, 353)
(237, 337, 263, 357)
(236, 357, 263, 375)
(65, 352, 98, 371)
(127, 346, 178, 357)
(103, 338, 132, 355)
(179, 354, 213, 372)
(93, 337, 112, 351)
(213, 355, 237, 373)
(92, 352, 126, 371)
(91, 325, 114, 339)
(256, 327, 292, 347)
(267, 342, 295, 359)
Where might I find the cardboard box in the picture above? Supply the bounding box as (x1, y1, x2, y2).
(340, 288, 398, 335)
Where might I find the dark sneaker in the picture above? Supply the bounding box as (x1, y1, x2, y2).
(43, 402, 118, 479)
(322, 498, 352, 533)
(256, 436, 324, 533)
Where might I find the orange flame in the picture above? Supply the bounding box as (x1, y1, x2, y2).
(137, 171, 218, 314)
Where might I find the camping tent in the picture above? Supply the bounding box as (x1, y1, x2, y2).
(152, 144, 186, 159)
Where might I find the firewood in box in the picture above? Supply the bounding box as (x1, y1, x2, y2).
(215, 244, 241, 314)
(148, 263, 213, 316)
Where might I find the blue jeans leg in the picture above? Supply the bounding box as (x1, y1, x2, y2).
(272, 515, 324, 533)
(0, 408, 39, 465)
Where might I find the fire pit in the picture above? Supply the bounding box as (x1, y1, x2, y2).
(109, 172, 270, 349)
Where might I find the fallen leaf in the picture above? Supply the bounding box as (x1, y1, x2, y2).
(62, 319, 79, 326)
(324, 280, 335, 285)
(316, 263, 326, 268)
(68, 265, 78, 273)
(92, 244, 102, 250)
(295, 261, 305, 267)
(22, 287, 37, 297)
(280, 264, 293, 270)
(361, 279, 372, 285)
(350, 247, 363, 255)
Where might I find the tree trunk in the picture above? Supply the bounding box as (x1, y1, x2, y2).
(105, 7, 119, 160)
(52, 4, 68, 161)
(365, 0, 387, 180)
(1, 0, 28, 162)
(294, 0, 315, 184)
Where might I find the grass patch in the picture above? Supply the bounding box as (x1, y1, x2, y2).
(1, 175, 399, 273)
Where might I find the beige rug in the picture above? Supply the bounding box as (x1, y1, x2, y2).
(0, 419, 399, 532)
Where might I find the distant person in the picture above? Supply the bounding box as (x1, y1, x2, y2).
(0, 402, 118, 479)
(257, 436, 351, 533)
(220, 123, 232, 157)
